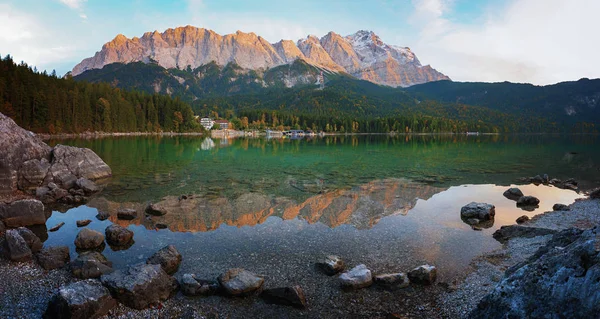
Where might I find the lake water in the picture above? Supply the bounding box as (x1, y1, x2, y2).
(42, 135, 598, 285)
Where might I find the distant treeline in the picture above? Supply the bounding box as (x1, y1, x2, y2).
(0, 55, 200, 133)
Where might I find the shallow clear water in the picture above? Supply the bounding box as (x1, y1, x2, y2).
(42, 135, 598, 282)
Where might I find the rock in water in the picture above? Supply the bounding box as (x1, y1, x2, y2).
(74, 228, 105, 250)
(75, 177, 99, 195)
(95, 210, 110, 221)
(101, 263, 178, 310)
(180, 274, 220, 296)
(146, 245, 182, 275)
(590, 188, 600, 199)
(516, 215, 530, 224)
(105, 225, 134, 246)
(339, 264, 373, 289)
(552, 203, 570, 211)
(316, 255, 345, 275)
(471, 228, 600, 318)
(76, 219, 92, 227)
(492, 225, 557, 243)
(530, 175, 544, 184)
(260, 286, 307, 309)
(71, 251, 113, 279)
(44, 279, 116, 319)
(517, 196, 540, 207)
(4, 229, 32, 261)
(16, 227, 43, 253)
(35, 246, 70, 270)
(117, 208, 137, 220)
(49, 222, 65, 232)
(218, 268, 265, 296)
(145, 203, 167, 216)
(408, 265, 437, 285)
(503, 188, 524, 200)
(373, 273, 410, 290)
(460, 202, 495, 220)
(49, 145, 111, 185)
(0, 199, 46, 227)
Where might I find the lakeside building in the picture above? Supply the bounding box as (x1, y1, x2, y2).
(200, 118, 215, 130)
(214, 120, 230, 130)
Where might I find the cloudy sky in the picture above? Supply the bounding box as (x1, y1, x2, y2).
(0, 0, 598, 84)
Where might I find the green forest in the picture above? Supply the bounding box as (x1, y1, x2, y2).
(0, 55, 200, 133)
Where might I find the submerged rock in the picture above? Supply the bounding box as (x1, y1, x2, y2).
(35, 246, 70, 270)
(74, 228, 105, 250)
(503, 188, 524, 200)
(472, 228, 600, 318)
(4, 229, 32, 261)
(180, 274, 220, 296)
(145, 203, 167, 216)
(71, 251, 113, 279)
(408, 265, 437, 285)
(0, 199, 46, 227)
(316, 255, 345, 275)
(552, 203, 570, 211)
(105, 225, 134, 247)
(260, 286, 307, 309)
(44, 279, 116, 319)
(218, 268, 264, 296)
(517, 196, 540, 207)
(339, 264, 373, 289)
(374, 273, 410, 290)
(146, 245, 182, 275)
(590, 188, 600, 199)
(492, 225, 557, 243)
(101, 263, 178, 310)
(460, 202, 495, 220)
(95, 210, 109, 221)
(117, 208, 137, 220)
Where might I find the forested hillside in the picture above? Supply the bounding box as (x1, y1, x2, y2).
(0, 55, 200, 133)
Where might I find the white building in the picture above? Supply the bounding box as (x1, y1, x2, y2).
(200, 118, 215, 130)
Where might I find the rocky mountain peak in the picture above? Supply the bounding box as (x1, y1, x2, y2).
(72, 26, 449, 87)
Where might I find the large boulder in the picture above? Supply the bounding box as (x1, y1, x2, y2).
(48, 145, 111, 188)
(74, 228, 105, 250)
(218, 268, 264, 296)
(16, 227, 43, 253)
(70, 251, 113, 279)
(105, 225, 134, 247)
(316, 255, 345, 275)
(44, 279, 116, 319)
(18, 158, 51, 191)
(408, 265, 437, 285)
(4, 229, 32, 261)
(471, 228, 600, 318)
(339, 264, 373, 289)
(180, 274, 220, 296)
(0, 199, 46, 227)
(460, 202, 495, 221)
(260, 286, 307, 309)
(503, 188, 524, 200)
(35, 246, 70, 270)
(0, 112, 51, 194)
(146, 245, 182, 275)
(100, 263, 178, 310)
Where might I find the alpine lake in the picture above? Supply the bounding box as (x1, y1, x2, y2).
(40, 134, 599, 314)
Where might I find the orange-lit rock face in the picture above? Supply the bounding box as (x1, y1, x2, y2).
(86, 178, 444, 233)
(72, 27, 448, 87)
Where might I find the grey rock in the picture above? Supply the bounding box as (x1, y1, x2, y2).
(49, 145, 111, 185)
(492, 225, 557, 243)
(260, 286, 307, 309)
(180, 274, 220, 296)
(70, 251, 113, 279)
(218, 268, 265, 296)
(48, 182, 59, 190)
(503, 188, 524, 200)
(69, 188, 85, 196)
(339, 264, 373, 289)
(44, 279, 116, 319)
(563, 183, 578, 191)
(373, 273, 410, 290)
(117, 208, 137, 220)
(471, 227, 600, 319)
(530, 175, 544, 184)
(52, 188, 69, 200)
(517, 196, 540, 207)
(552, 203, 570, 211)
(465, 218, 480, 225)
(36, 186, 50, 198)
(145, 203, 167, 216)
(18, 158, 51, 191)
(4, 229, 32, 261)
(408, 264, 437, 285)
(76, 177, 99, 195)
(316, 255, 345, 275)
(76, 219, 92, 227)
(49, 222, 65, 232)
(589, 188, 600, 199)
(35, 246, 70, 270)
(146, 245, 182, 275)
(100, 263, 178, 310)
(105, 225, 133, 246)
(0, 199, 46, 227)
(516, 215, 530, 224)
(95, 210, 110, 221)
(74, 228, 105, 250)
(16, 227, 43, 253)
(460, 202, 495, 220)
(542, 174, 549, 183)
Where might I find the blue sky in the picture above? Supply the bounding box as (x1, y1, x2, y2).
(0, 0, 598, 84)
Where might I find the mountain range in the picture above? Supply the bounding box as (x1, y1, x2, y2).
(71, 26, 449, 88)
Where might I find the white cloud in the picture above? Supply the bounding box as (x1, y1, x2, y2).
(79, 13, 88, 19)
(59, 0, 87, 10)
(408, 0, 600, 84)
